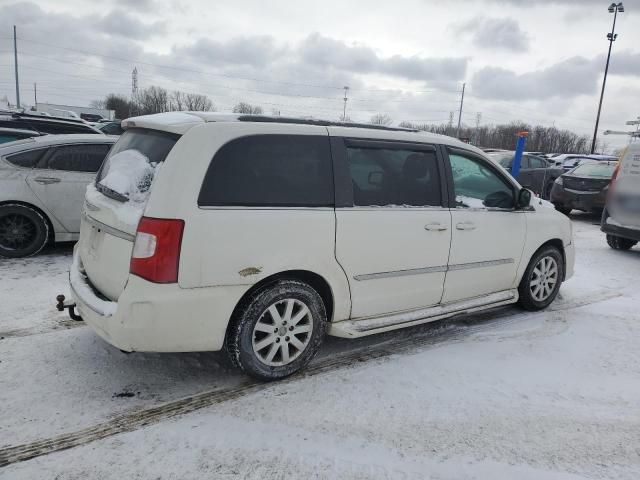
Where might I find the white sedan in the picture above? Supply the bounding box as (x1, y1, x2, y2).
(0, 134, 117, 257)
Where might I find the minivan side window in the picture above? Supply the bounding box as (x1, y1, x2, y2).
(5, 148, 47, 168)
(198, 135, 333, 207)
(345, 147, 441, 207)
(44, 144, 112, 173)
(449, 152, 515, 209)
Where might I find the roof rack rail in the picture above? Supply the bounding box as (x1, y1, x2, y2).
(236, 115, 419, 132)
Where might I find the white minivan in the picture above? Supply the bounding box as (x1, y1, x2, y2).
(60, 112, 574, 380)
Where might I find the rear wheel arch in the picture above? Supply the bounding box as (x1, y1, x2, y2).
(229, 270, 335, 327)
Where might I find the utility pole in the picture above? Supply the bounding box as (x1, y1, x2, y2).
(448, 111, 454, 136)
(33, 82, 37, 107)
(130, 67, 138, 116)
(456, 82, 466, 139)
(342, 86, 349, 122)
(474, 112, 482, 145)
(13, 25, 20, 109)
(591, 2, 624, 154)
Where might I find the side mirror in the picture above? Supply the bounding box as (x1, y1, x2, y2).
(368, 171, 383, 187)
(516, 189, 532, 209)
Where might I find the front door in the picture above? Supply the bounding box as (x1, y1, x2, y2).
(443, 148, 526, 303)
(26, 143, 111, 233)
(332, 137, 452, 319)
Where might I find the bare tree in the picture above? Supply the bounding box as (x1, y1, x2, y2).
(370, 113, 392, 126)
(103, 94, 132, 119)
(134, 86, 170, 115)
(399, 120, 591, 154)
(89, 99, 105, 109)
(232, 102, 263, 114)
(184, 93, 214, 111)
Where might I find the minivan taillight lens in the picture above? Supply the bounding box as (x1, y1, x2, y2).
(130, 217, 184, 283)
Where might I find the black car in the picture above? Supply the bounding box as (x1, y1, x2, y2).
(488, 152, 564, 199)
(550, 161, 617, 215)
(0, 111, 102, 135)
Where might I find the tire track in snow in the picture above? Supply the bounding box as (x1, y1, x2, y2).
(0, 289, 623, 468)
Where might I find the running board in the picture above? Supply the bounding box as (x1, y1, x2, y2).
(328, 290, 519, 338)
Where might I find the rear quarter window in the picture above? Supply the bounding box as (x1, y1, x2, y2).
(5, 148, 47, 168)
(198, 134, 333, 207)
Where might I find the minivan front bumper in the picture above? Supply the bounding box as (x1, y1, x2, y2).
(69, 250, 249, 353)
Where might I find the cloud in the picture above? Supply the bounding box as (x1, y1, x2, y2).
(456, 17, 530, 52)
(299, 33, 468, 82)
(471, 56, 600, 100)
(175, 36, 287, 68)
(114, 0, 158, 9)
(97, 9, 166, 39)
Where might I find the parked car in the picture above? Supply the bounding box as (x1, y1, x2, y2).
(96, 121, 124, 136)
(550, 161, 617, 215)
(80, 113, 104, 122)
(554, 154, 617, 171)
(488, 151, 563, 198)
(0, 127, 44, 144)
(59, 112, 574, 380)
(0, 110, 103, 135)
(601, 143, 640, 250)
(0, 134, 117, 257)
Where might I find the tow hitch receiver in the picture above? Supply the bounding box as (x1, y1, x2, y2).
(56, 294, 83, 322)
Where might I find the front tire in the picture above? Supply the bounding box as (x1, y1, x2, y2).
(0, 204, 49, 258)
(606, 234, 637, 251)
(518, 246, 564, 311)
(225, 279, 327, 381)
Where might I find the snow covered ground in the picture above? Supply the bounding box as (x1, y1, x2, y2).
(1, 214, 639, 479)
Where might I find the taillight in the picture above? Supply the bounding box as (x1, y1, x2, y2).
(130, 217, 184, 283)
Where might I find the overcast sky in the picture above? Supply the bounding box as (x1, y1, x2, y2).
(1, 0, 638, 150)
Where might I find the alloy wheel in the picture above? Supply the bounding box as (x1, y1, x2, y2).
(0, 214, 37, 251)
(529, 256, 559, 302)
(252, 298, 313, 367)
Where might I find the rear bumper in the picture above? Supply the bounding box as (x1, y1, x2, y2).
(550, 185, 606, 211)
(601, 219, 640, 242)
(70, 251, 249, 352)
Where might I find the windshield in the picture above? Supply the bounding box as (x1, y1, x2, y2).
(96, 128, 179, 201)
(571, 162, 617, 178)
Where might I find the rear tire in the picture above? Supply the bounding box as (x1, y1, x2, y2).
(0, 204, 49, 258)
(518, 246, 564, 311)
(606, 234, 637, 251)
(225, 279, 327, 381)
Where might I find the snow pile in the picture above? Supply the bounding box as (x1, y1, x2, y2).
(69, 253, 117, 316)
(85, 183, 146, 230)
(98, 150, 156, 203)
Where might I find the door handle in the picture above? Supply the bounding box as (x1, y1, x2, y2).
(33, 177, 61, 185)
(424, 223, 448, 231)
(456, 222, 476, 231)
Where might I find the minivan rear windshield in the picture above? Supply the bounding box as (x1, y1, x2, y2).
(95, 128, 180, 202)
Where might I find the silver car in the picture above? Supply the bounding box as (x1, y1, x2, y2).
(0, 134, 117, 258)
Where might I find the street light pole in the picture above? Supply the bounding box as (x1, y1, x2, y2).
(591, 2, 624, 154)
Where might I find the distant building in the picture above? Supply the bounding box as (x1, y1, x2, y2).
(36, 102, 115, 121)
